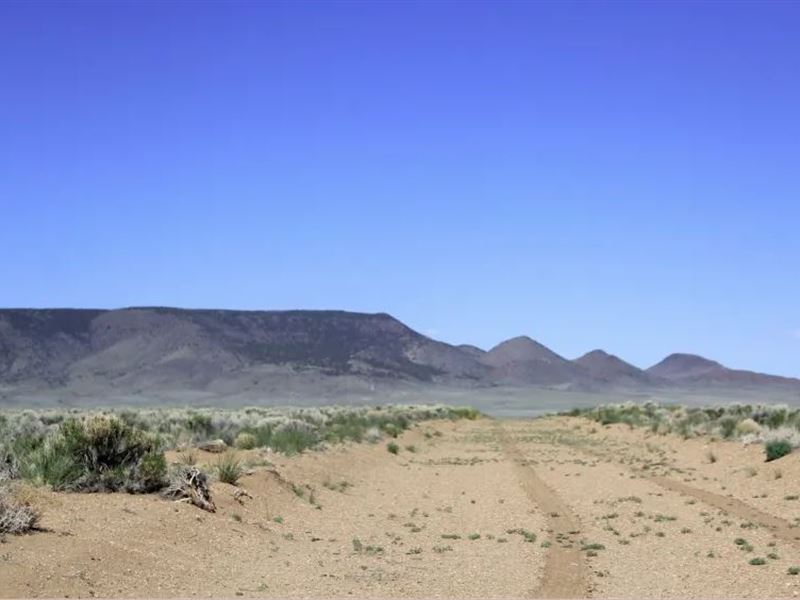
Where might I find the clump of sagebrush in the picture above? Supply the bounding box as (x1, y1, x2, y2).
(1, 452, 39, 534)
(449, 407, 480, 420)
(387, 441, 400, 455)
(234, 432, 257, 450)
(0, 484, 40, 534)
(1, 446, 19, 483)
(0, 404, 479, 479)
(765, 439, 792, 462)
(570, 402, 800, 453)
(15, 415, 167, 493)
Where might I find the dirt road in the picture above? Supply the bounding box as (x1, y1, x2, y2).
(2, 416, 799, 598)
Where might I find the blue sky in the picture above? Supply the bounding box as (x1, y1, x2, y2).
(1, 1, 799, 376)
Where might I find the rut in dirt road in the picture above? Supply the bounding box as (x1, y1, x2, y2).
(495, 423, 588, 599)
(554, 429, 800, 550)
(650, 476, 800, 547)
(575, 439, 800, 548)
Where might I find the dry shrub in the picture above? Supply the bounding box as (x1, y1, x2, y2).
(234, 432, 257, 450)
(0, 484, 40, 534)
(162, 466, 215, 512)
(736, 419, 762, 436)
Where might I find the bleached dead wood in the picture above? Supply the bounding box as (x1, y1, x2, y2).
(162, 466, 216, 512)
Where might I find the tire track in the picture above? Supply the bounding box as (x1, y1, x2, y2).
(524, 421, 800, 550)
(650, 476, 800, 547)
(494, 422, 588, 599)
(571, 435, 800, 547)
(550, 432, 800, 549)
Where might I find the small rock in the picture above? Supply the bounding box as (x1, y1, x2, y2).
(198, 439, 227, 453)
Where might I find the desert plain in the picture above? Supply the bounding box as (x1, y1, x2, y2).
(2, 409, 799, 599)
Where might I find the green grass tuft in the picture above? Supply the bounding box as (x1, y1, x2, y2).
(216, 451, 244, 485)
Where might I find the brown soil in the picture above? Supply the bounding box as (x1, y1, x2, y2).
(495, 422, 587, 598)
(2, 416, 800, 599)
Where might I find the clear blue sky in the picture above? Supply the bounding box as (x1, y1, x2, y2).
(1, 1, 798, 376)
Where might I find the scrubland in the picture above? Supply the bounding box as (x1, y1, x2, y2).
(1, 401, 799, 598)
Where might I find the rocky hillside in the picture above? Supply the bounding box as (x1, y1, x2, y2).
(1, 308, 798, 401)
(0, 308, 487, 395)
(647, 353, 800, 390)
(574, 349, 661, 388)
(480, 336, 588, 386)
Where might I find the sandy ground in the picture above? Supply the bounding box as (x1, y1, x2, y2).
(2, 416, 800, 598)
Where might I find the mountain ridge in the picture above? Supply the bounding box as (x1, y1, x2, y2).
(574, 349, 661, 388)
(646, 352, 800, 389)
(1, 307, 798, 401)
(480, 336, 589, 386)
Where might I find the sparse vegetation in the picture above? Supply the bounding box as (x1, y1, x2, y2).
(3, 403, 798, 597)
(322, 479, 352, 492)
(450, 407, 480, 420)
(0, 404, 475, 497)
(216, 451, 244, 485)
(581, 542, 605, 551)
(176, 449, 197, 465)
(162, 465, 216, 512)
(234, 432, 257, 450)
(352, 538, 383, 555)
(765, 439, 792, 462)
(386, 441, 400, 455)
(0, 484, 40, 534)
(571, 402, 800, 458)
(507, 528, 537, 543)
(16, 415, 166, 493)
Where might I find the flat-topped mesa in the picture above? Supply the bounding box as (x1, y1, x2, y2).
(0, 307, 489, 390)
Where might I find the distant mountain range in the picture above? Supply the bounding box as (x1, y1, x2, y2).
(1, 307, 798, 402)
